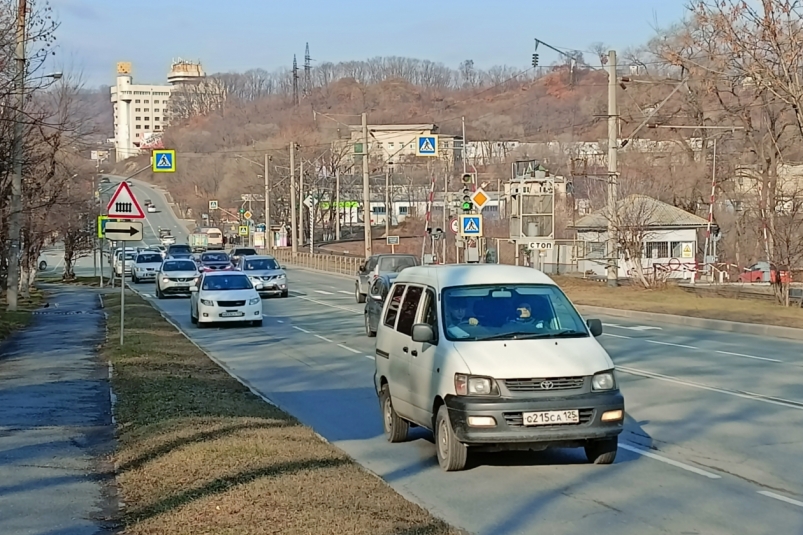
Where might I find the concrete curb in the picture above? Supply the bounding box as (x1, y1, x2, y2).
(577, 305, 803, 342)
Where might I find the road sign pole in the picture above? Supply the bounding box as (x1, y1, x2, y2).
(120, 247, 125, 345)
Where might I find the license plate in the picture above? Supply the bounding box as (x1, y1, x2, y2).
(522, 410, 579, 426)
(175, 282, 189, 286)
(220, 311, 244, 317)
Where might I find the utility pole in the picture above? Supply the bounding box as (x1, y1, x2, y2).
(606, 49, 619, 288)
(335, 167, 341, 240)
(290, 142, 298, 254)
(362, 112, 372, 258)
(264, 153, 272, 252)
(299, 158, 305, 248)
(6, 0, 27, 311)
(385, 165, 390, 236)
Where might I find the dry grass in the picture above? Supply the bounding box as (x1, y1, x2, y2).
(0, 289, 45, 342)
(102, 292, 463, 535)
(554, 276, 803, 329)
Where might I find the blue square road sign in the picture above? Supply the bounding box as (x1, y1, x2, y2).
(152, 149, 176, 173)
(459, 214, 482, 237)
(416, 135, 438, 156)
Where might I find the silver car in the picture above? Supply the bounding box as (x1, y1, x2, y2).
(131, 252, 164, 283)
(355, 254, 419, 303)
(155, 258, 199, 298)
(236, 255, 288, 298)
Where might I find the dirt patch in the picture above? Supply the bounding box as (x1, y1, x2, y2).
(0, 289, 45, 342)
(102, 292, 463, 535)
(554, 276, 803, 328)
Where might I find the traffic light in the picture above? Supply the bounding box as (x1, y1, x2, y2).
(461, 173, 474, 213)
(532, 53, 539, 67)
(239, 208, 245, 214)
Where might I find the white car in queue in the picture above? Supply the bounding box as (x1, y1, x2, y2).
(190, 271, 262, 327)
(373, 264, 624, 472)
(155, 258, 199, 298)
(131, 251, 164, 283)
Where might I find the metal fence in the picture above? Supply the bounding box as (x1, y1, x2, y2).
(260, 247, 361, 277)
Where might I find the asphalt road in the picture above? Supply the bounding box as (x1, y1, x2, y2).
(124, 180, 803, 534)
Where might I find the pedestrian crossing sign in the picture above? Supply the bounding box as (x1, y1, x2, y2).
(416, 135, 438, 157)
(459, 214, 482, 237)
(152, 149, 176, 173)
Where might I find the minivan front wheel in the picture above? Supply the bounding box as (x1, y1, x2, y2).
(435, 405, 468, 471)
(355, 284, 366, 303)
(380, 385, 408, 443)
(365, 313, 376, 337)
(584, 437, 618, 464)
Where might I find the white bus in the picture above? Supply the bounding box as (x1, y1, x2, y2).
(199, 227, 224, 250)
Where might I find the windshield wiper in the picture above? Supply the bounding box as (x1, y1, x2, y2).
(475, 330, 588, 341)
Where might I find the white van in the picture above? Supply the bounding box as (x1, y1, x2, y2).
(373, 264, 624, 472)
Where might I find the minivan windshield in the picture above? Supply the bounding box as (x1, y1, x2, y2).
(377, 256, 417, 273)
(441, 284, 589, 341)
(243, 258, 278, 270)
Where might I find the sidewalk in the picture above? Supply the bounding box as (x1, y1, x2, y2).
(0, 286, 117, 535)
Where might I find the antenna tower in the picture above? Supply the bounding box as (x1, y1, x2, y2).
(292, 54, 299, 106)
(304, 42, 312, 96)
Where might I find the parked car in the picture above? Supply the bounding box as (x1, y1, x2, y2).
(155, 258, 199, 298)
(196, 250, 234, 272)
(131, 251, 163, 283)
(364, 273, 399, 337)
(236, 254, 288, 297)
(373, 264, 623, 472)
(165, 244, 193, 260)
(190, 271, 262, 327)
(738, 261, 791, 283)
(229, 247, 258, 266)
(355, 253, 419, 303)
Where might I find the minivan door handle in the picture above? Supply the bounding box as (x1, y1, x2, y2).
(410, 349, 418, 356)
(402, 347, 409, 353)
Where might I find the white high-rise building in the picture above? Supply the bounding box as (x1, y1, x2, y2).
(110, 62, 172, 162)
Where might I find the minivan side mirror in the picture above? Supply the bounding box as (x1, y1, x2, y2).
(586, 318, 603, 337)
(358, 263, 366, 272)
(411, 323, 435, 343)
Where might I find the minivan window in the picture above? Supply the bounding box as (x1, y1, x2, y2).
(441, 284, 589, 341)
(396, 286, 423, 335)
(383, 284, 405, 328)
(421, 288, 438, 343)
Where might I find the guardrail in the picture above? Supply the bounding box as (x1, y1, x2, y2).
(262, 248, 361, 277)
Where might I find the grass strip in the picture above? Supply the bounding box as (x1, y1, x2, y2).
(102, 292, 463, 535)
(554, 276, 803, 329)
(0, 289, 45, 343)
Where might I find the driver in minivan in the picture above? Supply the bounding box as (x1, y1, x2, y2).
(445, 299, 481, 339)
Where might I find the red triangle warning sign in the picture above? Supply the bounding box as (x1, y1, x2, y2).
(106, 182, 145, 219)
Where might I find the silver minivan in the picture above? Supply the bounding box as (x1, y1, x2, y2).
(373, 264, 625, 472)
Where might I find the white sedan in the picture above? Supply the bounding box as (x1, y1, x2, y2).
(131, 251, 164, 283)
(147, 204, 157, 213)
(190, 271, 262, 327)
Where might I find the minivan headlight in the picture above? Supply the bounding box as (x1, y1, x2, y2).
(592, 371, 616, 391)
(454, 374, 500, 396)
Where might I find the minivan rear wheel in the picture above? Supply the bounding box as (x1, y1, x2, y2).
(435, 405, 468, 471)
(584, 437, 618, 465)
(380, 385, 408, 443)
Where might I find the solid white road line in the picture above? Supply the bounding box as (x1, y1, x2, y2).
(619, 443, 721, 479)
(315, 290, 334, 295)
(618, 365, 803, 410)
(315, 334, 334, 343)
(602, 333, 632, 339)
(716, 350, 782, 363)
(292, 325, 311, 333)
(645, 339, 698, 350)
(337, 344, 361, 354)
(338, 290, 352, 295)
(757, 491, 803, 508)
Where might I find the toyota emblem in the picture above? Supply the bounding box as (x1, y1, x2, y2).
(540, 380, 554, 390)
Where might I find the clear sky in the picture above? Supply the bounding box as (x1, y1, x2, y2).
(47, 0, 690, 88)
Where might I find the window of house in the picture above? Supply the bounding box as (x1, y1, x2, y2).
(670, 242, 683, 257)
(388, 142, 394, 148)
(154, 100, 159, 103)
(384, 285, 405, 328)
(144, 125, 149, 129)
(372, 206, 386, 214)
(144, 100, 149, 103)
(135, 125, 141, 129)
(135, 117, 141, 121)
(144, 108, 149, 112)
(135, 133, 140, 137)
(135, 108, 140, 112)
(398, 206, 408, 215)
(396, 286, 423, 336)
(154, 125, 160, 130)
(135, 99, 140, 103)
(645, 241, 669, 259)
